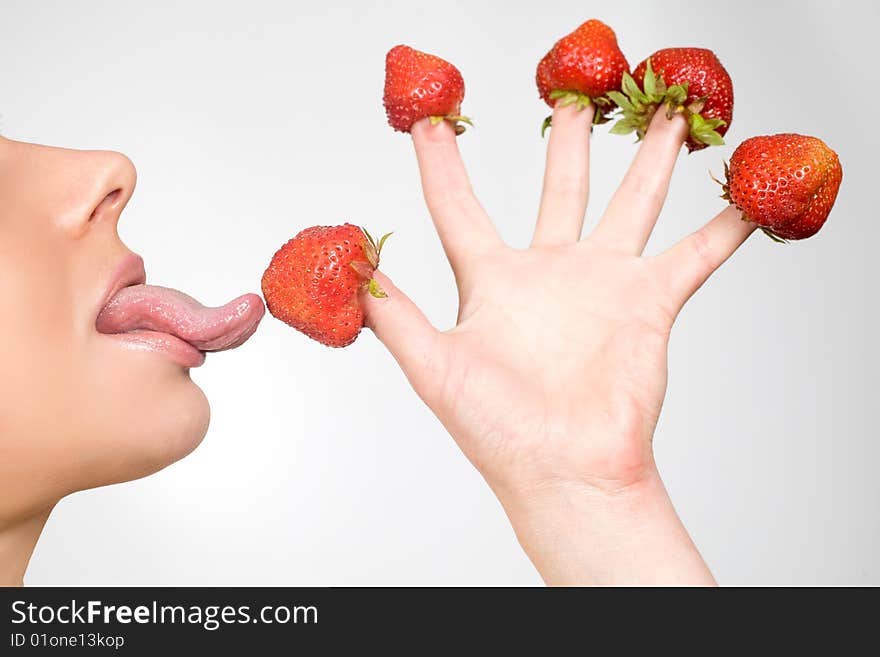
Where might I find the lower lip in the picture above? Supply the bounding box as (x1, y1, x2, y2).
(104, 331, 206, 368)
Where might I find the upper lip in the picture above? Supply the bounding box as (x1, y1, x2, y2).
(97, 252, 147, 321)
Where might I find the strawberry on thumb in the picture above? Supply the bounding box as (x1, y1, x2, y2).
(261, 224, 392, 348)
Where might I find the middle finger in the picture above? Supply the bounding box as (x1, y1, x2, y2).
(591, 111, 688, 254)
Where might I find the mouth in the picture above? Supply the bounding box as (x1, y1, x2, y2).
(96, 253, 265, 368)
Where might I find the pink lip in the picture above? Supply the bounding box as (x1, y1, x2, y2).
(96, 253, 205, 367)
(99, 252, 147, 316)
(105, 330, 208, 368)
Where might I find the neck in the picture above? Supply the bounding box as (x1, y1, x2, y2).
(0, 509, 51, 586)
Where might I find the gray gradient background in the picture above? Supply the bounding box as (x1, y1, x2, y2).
(2, 0, 877, 585)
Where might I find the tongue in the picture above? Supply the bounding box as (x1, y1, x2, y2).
(96, 285, 265, 351)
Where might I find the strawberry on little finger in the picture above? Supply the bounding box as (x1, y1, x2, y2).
(717, 133, 842, 241)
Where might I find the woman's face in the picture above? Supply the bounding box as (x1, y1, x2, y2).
(0, 136, 261, 519)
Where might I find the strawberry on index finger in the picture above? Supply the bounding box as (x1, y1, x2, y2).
(383, 45, 472, 135)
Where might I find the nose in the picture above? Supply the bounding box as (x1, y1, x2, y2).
(66, 150, 138, 236)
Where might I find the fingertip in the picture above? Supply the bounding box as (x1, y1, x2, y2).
(411, 118, 457, 145)
(360, 270, 397, 330)
(647, 108, 689, 143)
(550, 101, 596, 130)
(714, 205, 755, 239)
(358, 270, 441, 385)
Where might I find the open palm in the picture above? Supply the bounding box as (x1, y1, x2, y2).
(365, 104, 753, 502)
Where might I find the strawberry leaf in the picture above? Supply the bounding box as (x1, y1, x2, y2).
(688, 95, 709, 115)
(655, 73, 668, 96)
(666, 84, 688, 106)
(368, 278, 388, 298)
(446, 115, 474, 126)
(698, 131, 725, 146)
(606, 90, 634, 113)
(643, 59, 657, 97)
(548, 89, 574, 104)
(541, 115, 552, 137)
(609, 119, 637, 135)
(760, 227, 789, 244)
(709, 165, 732, 202)
(621, 73, 644, 103)
(592, 111, 612, 125)
(377, 231, 393, 256)
(550, 90, 594, 113)
(689, 114, 726, 146)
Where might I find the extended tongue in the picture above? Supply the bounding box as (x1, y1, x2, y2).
(96, 285, 265, 352)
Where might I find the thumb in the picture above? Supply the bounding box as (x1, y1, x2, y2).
(360, 270, 443, 387)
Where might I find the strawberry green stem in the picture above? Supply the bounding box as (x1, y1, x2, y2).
(607, 59, 726, 148)
(429, 114, 474, 135)
(354, 228, 394, 294)
(368, 278, 387, 298)
(541, 91, 612, 137)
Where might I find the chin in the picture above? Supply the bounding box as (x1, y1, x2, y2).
(121, 373, 211, 482)
(72, 350, 213, 491)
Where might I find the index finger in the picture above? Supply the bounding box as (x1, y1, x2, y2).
(411, 120, 501, 276)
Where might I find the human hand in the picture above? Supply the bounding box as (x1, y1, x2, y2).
(363, 103, 754, 584)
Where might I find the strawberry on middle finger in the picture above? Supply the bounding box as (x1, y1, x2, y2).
(536, 19, 629, 133)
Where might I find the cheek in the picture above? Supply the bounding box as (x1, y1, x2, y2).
(0, 251, 82, 507)
(0, 338, 211, 507)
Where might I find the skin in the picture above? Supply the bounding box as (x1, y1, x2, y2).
(362, 104, 756, 585)
(0, 137, 211, 586)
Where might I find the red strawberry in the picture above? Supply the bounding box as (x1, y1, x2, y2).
(610, 48, 733, 152)
(261, 224, 390, 347)
(536, 50, 556, 137)
(536, 19, 629, 132)
(718, 134, 842, 241)
(383, 44, 471, 135)
(536, 50, 554, 106)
